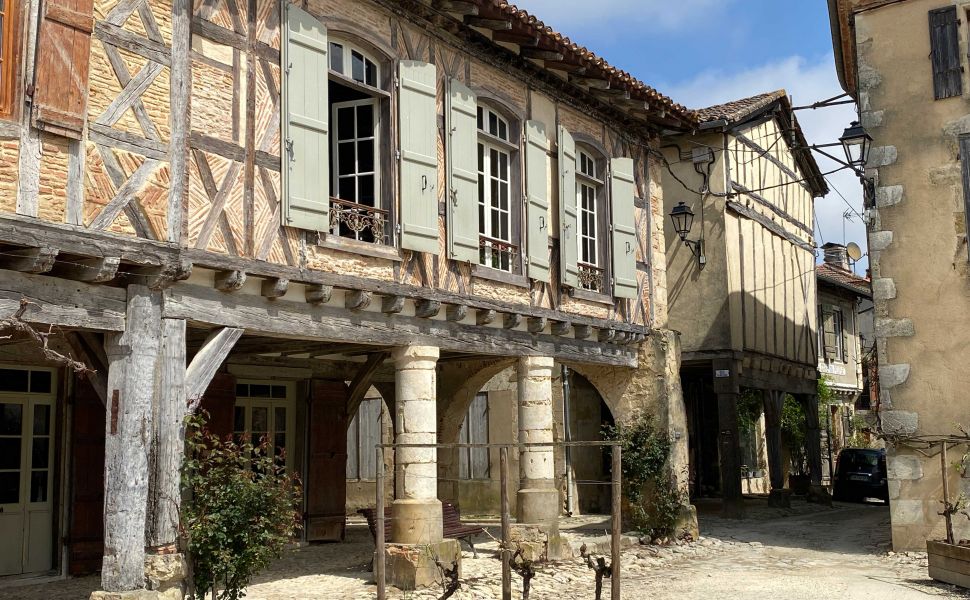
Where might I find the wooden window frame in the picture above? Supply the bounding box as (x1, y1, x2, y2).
(458, 392, 490, 481)
(575, 144, 610, 294)
(476, 103, 523, 275)
(0, 0, 20, 119)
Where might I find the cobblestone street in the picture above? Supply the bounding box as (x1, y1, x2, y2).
(2, 498, 968, 599)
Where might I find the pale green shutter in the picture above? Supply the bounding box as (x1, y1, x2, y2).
(282, 5, 329, 231)
(558, 126, 579, 288)
(398, 61, 439, 254)
(525, 120, 550, 283)
(610, 157, 638, 299)
(447, 79, 479, 262)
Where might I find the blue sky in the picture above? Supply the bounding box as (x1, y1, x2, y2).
(513, 0, 869, 274)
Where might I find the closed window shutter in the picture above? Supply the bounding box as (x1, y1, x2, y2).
(525, 120, 550, 283)
(822, 308, 838, 360)
(929, 6, 962, 100)
(447, 79, 479, 262)
(32, 0, 95, 139)
(558, 126, 579, 288)
(398, 60, 439, 254)
(282, 5, 330, 231)
(610, 157, 637, 299)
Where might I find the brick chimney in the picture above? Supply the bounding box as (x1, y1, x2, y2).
(821, 242, 850, 271)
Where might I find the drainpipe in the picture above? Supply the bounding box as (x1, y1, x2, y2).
(562, 364, 574, 517)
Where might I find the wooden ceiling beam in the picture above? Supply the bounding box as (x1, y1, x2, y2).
(520, 47, 564, 62)
(544, 61, 587, 75)
(491, 30, 540, 46)
(432, 0, 478, 16)
(569, 74, 611, 90)
(464, 15, 511, 30)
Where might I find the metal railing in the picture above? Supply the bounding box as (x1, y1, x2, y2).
(330, 197, 388, 244)
(479, 235, 518, 272)
(374, 440, 623, 600)
(578, 262, 605, 292)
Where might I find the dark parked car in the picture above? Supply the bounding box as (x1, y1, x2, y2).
(833, 448, 889, 503)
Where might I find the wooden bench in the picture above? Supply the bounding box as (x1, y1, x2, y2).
(358, 502, 485, 559)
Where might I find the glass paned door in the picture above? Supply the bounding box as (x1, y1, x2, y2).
(234, 382, 294, 470)
(0, 387, 55, 576)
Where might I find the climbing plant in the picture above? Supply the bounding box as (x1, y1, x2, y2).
(604, 416, 686, 539)
(781, 394, 808, 477)
(181, 413, 303, 600)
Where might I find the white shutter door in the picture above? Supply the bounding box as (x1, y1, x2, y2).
(558, 127, 579, 288)
(282, 5, 329, 231)
(525, 120, 550, 283)
(398, 61, 439, 254)
(447, 79, 480, 262)
(610, 157, 638, 299)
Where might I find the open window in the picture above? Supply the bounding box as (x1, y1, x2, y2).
(576, 146, 608, 292)
(327, 39, 390, 244)
(477, 104, 521, 273)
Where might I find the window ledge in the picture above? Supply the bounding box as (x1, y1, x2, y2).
(568, 287, 616, 306)
(471, 264, 529, 288)
(314, 235, 403, 262)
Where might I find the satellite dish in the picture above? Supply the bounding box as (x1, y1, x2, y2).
(846, 242, 863, 261)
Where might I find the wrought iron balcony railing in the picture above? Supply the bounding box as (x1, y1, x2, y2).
(479, 235, 518, 273)
(578, 262, 605, 292)
(330, 197, 388, 244)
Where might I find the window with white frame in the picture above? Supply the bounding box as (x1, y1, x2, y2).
(819, 306, 845, 363)
(576, 148, 606, 292)
(232, 382, 295, 470)
(328, 40, 387, 244)
(477, 105, 517, 272)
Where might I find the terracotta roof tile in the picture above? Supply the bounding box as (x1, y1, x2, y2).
(695, 90, 787, 124)
(817, 263, 871, 297)
(482, 1, 696, 123)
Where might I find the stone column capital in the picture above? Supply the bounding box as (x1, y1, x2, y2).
(392, 345, 440, 369)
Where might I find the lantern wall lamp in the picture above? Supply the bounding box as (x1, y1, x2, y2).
(669, 201, 706, 268)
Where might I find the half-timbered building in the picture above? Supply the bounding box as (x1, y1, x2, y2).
(0, 0, 696, 595)
(662, 91, 829, 516)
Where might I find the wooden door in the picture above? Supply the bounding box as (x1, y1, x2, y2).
(198, 373, 237, 440)
(305, 380, 348, 542)
(68, 378, 105, 575)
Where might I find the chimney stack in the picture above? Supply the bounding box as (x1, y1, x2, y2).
(822, 242, 850, 271)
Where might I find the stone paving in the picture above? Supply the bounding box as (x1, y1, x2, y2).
(2, 498, 969, 599)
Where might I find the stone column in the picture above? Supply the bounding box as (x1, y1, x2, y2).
(802, 393, 830, 504)
(516, 356, 558, 525)
(763, 390, 790, 508)
(391, 345, 442, 544)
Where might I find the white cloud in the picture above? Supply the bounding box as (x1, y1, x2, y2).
(509, 0, 730, 33)
(662, 55, 870, 274)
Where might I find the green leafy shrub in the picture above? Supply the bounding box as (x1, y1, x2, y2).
(604, 416, 686, 539)
(182, 413, 303, 600)
(781, 395, 807, 476)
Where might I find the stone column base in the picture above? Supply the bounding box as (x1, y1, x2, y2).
(91, 552, 186, 600)
(807, 483, 832, 506)
(675, 504, 700, 540)
(391, 498, 443, 544)
(768, 488, 792, 508)
(516, 487, 559, 525)
(509, 523, 574, 562)
(386, 538, 461, 590)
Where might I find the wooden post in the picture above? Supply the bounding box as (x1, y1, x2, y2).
(501, 446, 512, 600)
(942, 442, 954, 545)
(147, 318, 187, 548)
(376, 446, 386, 600)
(102, 285, 162, 591)
(611, 445, 621, 600)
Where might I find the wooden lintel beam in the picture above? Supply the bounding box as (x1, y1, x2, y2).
(551, 321, 571, 336)
(491, 30, 539, 46)
(261, 278, 288, 299)
(527, 317, 547, 334)
(415, 299, 441, 319)
(214, 270, 246, 292)
(0, 247, 58, 273)
(186, 327, 244, 408)
(347, 351, 390, 417)
(345, 290, 372, 311)
(446, 304, 467, 322)
(569, 75, 611, 90)
(574, 324, 592, 340)
(52, 256, 121, 283)
(464, 15, 511, 30)
(520, 47, 564, 62)
(381, 295, 405, 314)
(305, 284, 332, 305)
(432, 0, 478, 15)
(65, 332, 108, 405)
(476, 309, 497, 326)
(503, 313, 521, 330)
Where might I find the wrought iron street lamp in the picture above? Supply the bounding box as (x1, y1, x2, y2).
(839, 120, 872, 171)
(669, 201, 705, 267)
